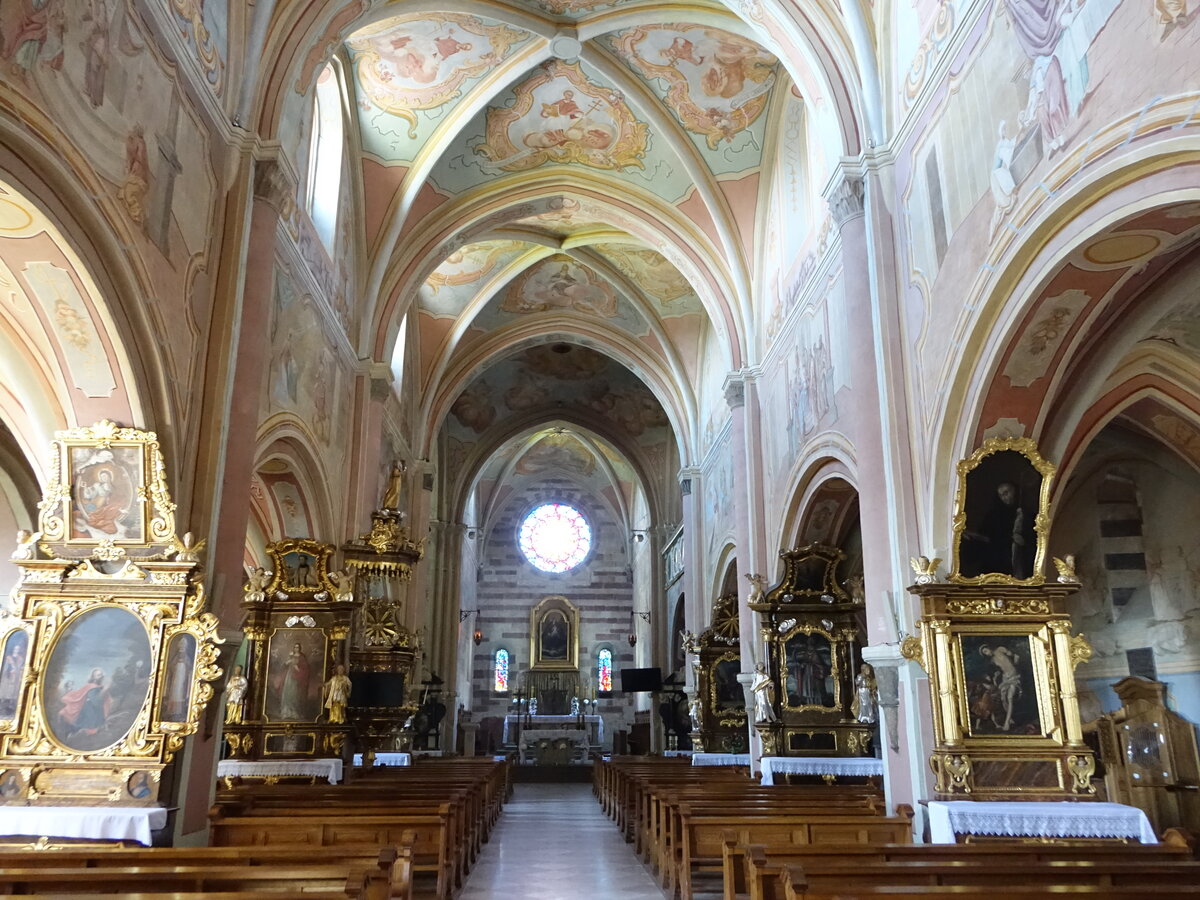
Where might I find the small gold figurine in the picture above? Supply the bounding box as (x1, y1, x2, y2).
(225, 665, 249, 725)
(323, 664, 352, 724)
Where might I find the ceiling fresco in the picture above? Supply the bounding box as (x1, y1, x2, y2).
(348, 13, 532, 162)
(590, 243, 703, 315)
(427, 60, 695, 203)
(446, 345, 670, 447)
(605, 24, 778, 173)
(417, 239, 535, 318)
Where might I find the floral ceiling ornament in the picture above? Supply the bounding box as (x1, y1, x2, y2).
(349, 13, 529, 137)
(474, 61, 648, 173)
(611, 25, 777, 149)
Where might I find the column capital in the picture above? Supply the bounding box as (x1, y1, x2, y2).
(252, 154, 298, 217)
(825, 171, 866, 227)
(677, 465, 701, 495)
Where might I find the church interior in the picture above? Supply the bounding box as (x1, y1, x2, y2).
(0, 0, 1199, 895)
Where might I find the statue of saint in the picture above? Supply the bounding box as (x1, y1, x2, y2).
(851, 663, 878, 725)
(11, 529, 40, 561)
(687, 693, 703, 730)
(751, 662, 778, 723)
(323, 664, 352, 724)
(225, 665, 249, 724)
(381, 461, 407, 510)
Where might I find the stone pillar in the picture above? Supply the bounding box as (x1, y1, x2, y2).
(176, 154, 295, 840)
(677, 467, 702, 687)
(825, 161, 928, 824)
(724, 370, 770, 771)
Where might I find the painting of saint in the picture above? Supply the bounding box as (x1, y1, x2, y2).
(501, 258, 618, 318)
(0, 630, 29, 720)
(539, 610, 569, 662)
(0, 770, 20, 798)
(712, 657, 743, 710)
(127, 770, 153, 799)
(783, 633, 834, 708)
(958, 449, 1044, 580)
(160, 634, 195, 721)
(43, 606, 152, 752)
(265, 630, 325, 721)
(282, 551, 318, 588)
(68, 445, 144, 542)
(960, 635, 1045, 736)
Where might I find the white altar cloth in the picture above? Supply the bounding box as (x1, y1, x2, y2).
(663, 750, 694, 758)
(503, 714, 604, 743)
(759, 756, 884, 785)
(217, 758, 343, 784)
(692, 752, 751, 766)
(0, 805, 167, 846)
(927, 801, 1157, 844)
(353, 752, 411, 767)
(518, 728, 590, 763)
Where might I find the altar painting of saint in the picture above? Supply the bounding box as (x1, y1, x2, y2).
(282, 551, 319, 588)
(712, 657, 743, 710)
(68, 445, 144, 541)
(43, 607, 152, 752)
(160, 634, 196, 722)
(958, 449, 1044, 580)
(783, 632, 834, 708)
(960, 634, 1045, 737)
(539, 610, 569, 662)
(0, 630, 29, 720)
(265, 630, 325, 721)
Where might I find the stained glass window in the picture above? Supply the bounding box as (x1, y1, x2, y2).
(493, 648, 509, 693)
(518, 503, 591, 573)
(597, 648, 613, 693)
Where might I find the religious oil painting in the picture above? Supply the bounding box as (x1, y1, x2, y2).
(264, 629, 326, 722)
(43, 607, 152, 753)
(282, 550, 320, 589)
(711, 656, 744, 710)
(783, 632, 836, 709)
(955, 442, 1052, 583)
(159, 634, 196, 722)
(68, 445, 145, 542)
(959, 634, 1046, 737)
(538, 610, 569, 662)
(0, 630, 30, 721)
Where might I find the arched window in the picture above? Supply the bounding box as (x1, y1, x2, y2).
(493, 648, 509, 693)
(519, 503, 591, 573)
(306, 63, 343, 249)
(597, 647, 613, 694)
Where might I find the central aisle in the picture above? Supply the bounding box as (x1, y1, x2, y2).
(458, 782, 665, 899)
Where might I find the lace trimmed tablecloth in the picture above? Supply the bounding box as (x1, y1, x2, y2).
(503, 714, 604, 744)
(217, 758, 343, 784)
(0, 806, 167, 846)
(352, 752, 411, 767)
(759, 756, 884, 785)
(927, 801, 1157, 844)
(691, 752, 751, 766)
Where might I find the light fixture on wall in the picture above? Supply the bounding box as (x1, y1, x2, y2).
(628, 610, 651, 647)
(461, 609, 484, 646)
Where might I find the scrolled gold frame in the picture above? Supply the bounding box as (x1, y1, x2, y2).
(776, 623, 842, 713)
(529, 595, 579, 671)
(37, 420, 177, 559)
(950, 436, 1056, 586)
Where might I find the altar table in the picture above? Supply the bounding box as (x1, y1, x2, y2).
(352, 752, 411, 767)
(503, 714, 604, 744)
(691, 752, 751, 766)
(663, 750, 694, 758)
(217, 758, 343, 784)
(518, 728, 590, 764)
(0, 806, 167, 846)
(759, 755, 884, 785)
(927, 800, 1158, 844)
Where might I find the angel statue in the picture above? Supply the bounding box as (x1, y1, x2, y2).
(909, 556, 942, 585)
(750, 662, 778, 723)
(679, 629, 700, 656)
(330, 569, 356, 603)
(1053, 555, 1079, 584)
(381, 460, 407, 511)
(11, 529, 40, 561)
(244, 565, 273, 603)
(745, 573, 767, 603)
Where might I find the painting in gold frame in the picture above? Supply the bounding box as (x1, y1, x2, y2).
(950, 437, 1055, 585)
(955, 631, 1052, 739)
(263, 628, 328, 722)
(529, 595, 579, 670)
(778, 625, 840, 712)
(36, 421, 177, 559)
(0, 629, 30, 725)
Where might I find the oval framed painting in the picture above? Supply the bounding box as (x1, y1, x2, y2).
(42, 607, 152, 752)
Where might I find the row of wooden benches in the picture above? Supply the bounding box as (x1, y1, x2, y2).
(595, 756, 1200, 900)
(0, 757, 510, 900)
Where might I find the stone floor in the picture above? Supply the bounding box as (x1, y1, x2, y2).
(457, 782, 665, 899)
